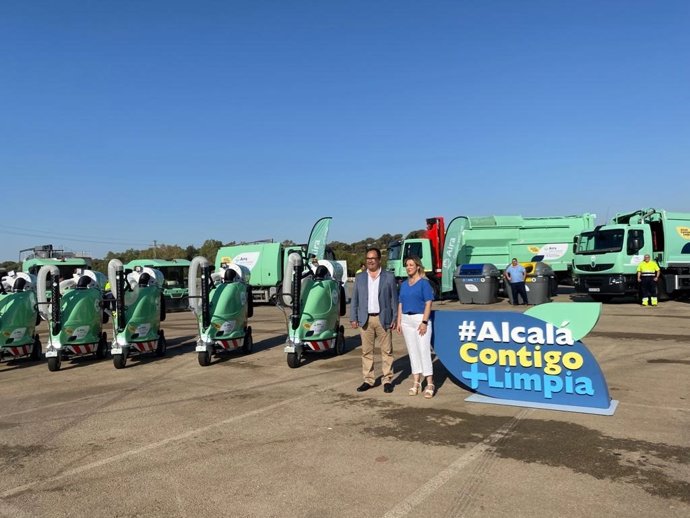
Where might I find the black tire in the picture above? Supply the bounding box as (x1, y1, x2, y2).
(47, 354, 61, 372)
(160, 294, 167, 322)
(246, 287, 254, 318)
(31, 335, 42, 361)
(96, 332, 108, 359)
(287, 349, 301, 369)
(197, 348, 212, 366)
(339, 285, 347, 316)
(113, 353, 126, 369)
(242, 327, 253, 354)
(155, 330, 167, 357)
(590, 294, 613, 303)
(657, 277, 671, 301)
(334, 326, 345, 356)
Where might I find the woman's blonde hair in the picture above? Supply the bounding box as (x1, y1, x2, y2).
(404, 255, 426, 278)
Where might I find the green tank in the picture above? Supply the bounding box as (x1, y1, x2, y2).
(0, 272, 41, 363)
(188, 257, 253, 366)
(109, 260, 167, 369)
(37, 266, 108, 372)
(283, 253, 346, 368)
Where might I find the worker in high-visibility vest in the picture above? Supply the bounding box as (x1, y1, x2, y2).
(636, 254, 660, 306)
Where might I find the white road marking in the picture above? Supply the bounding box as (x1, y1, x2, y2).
(0, 376, 359, 499)
(381, 409, 531, 518)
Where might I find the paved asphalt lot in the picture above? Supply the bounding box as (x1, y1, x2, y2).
(1, 291, 688, 517)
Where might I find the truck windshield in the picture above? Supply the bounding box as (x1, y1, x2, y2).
(403, 242, 424, 259)
(576, 229, 624, 255)
(387, 242, 402, 261)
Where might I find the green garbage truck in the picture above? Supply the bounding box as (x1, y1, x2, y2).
(216, 239, 339, 304)
(21, 245, 92, 279)
(21, 245, 92, 301)
(215, 242, 306, 303)
(572, 208, 690, 301)
(388, 214, 595, 295)
(124, 259, 191, 311)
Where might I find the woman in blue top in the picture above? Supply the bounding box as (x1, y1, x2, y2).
(396, 256, 435, 398)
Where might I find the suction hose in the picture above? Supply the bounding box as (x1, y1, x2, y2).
(282, 252, 303, 308)
(283, 252, 304, 330)
(200, 264, 211, 330)
(189, 257, 211, 327)
(108, 259, 126, 333)
(37, 265, 60, 334)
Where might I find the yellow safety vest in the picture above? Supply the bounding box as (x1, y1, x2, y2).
(637, 260, 660, 276)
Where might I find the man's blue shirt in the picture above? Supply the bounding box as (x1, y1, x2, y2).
(505, 264, 526, 283)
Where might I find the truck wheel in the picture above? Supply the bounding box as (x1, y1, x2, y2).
(96, 332, 108, 359)
(242, 327, 253, 354)
(47, 353, 61, 372)
(197, 347, 212, 366)
(287, 350, 301, 369)
(156, 330, 167, 357)
(657, 278, 671, 301)
(113, 354, 126, 369)
(31, 335, 42, 361)
(334, 326, 345, 356)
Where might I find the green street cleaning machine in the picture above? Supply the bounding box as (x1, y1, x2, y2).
(107, 259, 167, 369)
(188, 257, 253, 366)
(282, 217, 346, 368)
(0, 271, 42, 364)
(37, 266, 108, 372)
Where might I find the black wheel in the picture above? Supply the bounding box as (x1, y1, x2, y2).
(339, 285, 347, 316)
(47, 353, 61, 372)
(155, 330, 167, 357)
(590, 294, 613, 303)
(287, 349, 302, 368)
(657, 277, 671, 301)
(31, 335, 42, 361)
(334, 326, 345, 356)
(246, 287, 254, 318)
(113, 353, 126, 369)
(197, 347, 212, 366)
(96, 332, 108, 359)
(242, 327, 253, 353)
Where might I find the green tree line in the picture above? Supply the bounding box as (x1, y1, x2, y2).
(2, 230, 424, 278)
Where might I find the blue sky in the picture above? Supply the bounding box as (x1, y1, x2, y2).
(1, 0, 688, 261)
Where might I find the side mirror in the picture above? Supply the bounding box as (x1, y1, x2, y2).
(572, 236, 579, 254)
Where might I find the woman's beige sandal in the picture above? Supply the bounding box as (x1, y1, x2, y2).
(424, 384, 435, 399)
(408, 381, 421, 396)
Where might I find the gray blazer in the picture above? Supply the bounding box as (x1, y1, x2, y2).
(350, 269, 399, 329)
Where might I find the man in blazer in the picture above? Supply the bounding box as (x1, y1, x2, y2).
(350, 247, 399, 393)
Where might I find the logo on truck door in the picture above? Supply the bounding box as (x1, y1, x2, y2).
(527, 244, 568, 260)
(231, 252, 261, 271)
(676, 227, 690, 240)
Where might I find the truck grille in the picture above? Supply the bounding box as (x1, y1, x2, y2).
(577, 264, 614, 272)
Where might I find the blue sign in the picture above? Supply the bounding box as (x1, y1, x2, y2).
(432, 307, 618, 415)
